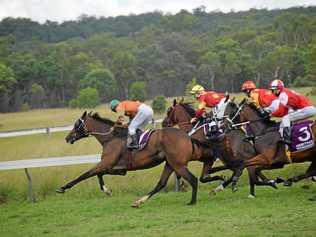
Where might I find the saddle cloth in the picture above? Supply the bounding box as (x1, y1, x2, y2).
(290, 120, 314, 152)
(137, 129, 155, 150)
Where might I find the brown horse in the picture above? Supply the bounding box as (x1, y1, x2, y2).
(162, 99, 226, 184)
(57, 111, 206, 207)
(226, 99, 316, 188)
(163, 99, 277, 197)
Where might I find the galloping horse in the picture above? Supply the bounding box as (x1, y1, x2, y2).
(226, 99, 316, 189)
(163, 99, 277, 197)
(57, 111, 205, 207)
(162, 99, 225, 183)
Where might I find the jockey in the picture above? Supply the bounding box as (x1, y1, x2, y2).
(190, 84, 226, 123)
(110, 99, 154, 149)
(264, 79, 316, 145)
(241, 80, 288, 118)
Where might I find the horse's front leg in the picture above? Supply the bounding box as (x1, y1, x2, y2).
(56, 166, 101, 193)
(97, 174, 112, 196)
(132, 162, 174, 208)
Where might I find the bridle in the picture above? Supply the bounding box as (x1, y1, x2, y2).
(164, 105, 192, 127)
(75, 118, 115, 137)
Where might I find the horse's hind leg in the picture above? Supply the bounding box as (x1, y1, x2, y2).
(97, 174, 112, 196)
(284, 161, 316, 186)
(174, 166, 198, 205)
(56, 166, 100, 193)
(200, 161, 226, 183)
(132, 162, 174, 208)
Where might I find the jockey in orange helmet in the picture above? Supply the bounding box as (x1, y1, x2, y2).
(264, 79, 316, 144)
(241, 80, 288, 118)
(190, 84, 226, 123)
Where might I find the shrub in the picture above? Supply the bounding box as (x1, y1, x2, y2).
(69, 87, 100, 108)
(21, 103, 30, 111)
(308, 87, 316, 96)
(129, 81, 146, 101)
(152, 96, 167, 113)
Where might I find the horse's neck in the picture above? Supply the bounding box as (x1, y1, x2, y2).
(88, 119, 114, 145)
(242, 108, 269, 135)
(175, 108, 193, 132)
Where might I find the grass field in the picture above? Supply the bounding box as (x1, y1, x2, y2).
(1, 88, 316, 236)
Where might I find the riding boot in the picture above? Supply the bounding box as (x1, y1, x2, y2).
(282, 127, 291, 145)
(127, 134, 139, 150)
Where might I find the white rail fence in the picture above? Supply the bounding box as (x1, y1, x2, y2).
(0, 119, 163, 138)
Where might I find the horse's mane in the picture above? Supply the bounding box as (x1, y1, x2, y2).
(88, 112, 115, 126)
(246, 103, 277, 126)
(179, 103, 196, 117)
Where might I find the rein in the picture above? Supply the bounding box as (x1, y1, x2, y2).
(80, 118, 115, 136)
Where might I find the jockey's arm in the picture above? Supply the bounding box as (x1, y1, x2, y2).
(195, 101, 206, 118)
(264, 99, 280, 114)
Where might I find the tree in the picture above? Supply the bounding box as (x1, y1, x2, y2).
(129, 81, 146, 101)
(69, 87, 100, 108)
(0, 63, 16, 95)
(152, 96, 167, 113)
(80, 68, 117, 102)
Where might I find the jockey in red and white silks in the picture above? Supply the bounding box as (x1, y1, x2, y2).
(265, 79, 316, 144)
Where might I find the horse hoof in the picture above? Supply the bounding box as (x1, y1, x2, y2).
(187, 201, 196, 205)
(312, 176, 316, 182)
(248, 194, 256, 199)
(232, 186, 238, 192)
(56, 188, 65, 194)
(283, 181, 292, 187)
(131, 203, 140, 208)
(275, 177, 285, 183)
(268, 180, 278, 189)
(308, 196, 316, 201)
(105, 189, 112, 197)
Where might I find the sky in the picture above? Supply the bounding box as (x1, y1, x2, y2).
(0, 0, 315, 23)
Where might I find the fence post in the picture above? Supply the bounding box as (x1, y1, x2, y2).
(24, 168, 36, 202)
(46, 127, 50, 136)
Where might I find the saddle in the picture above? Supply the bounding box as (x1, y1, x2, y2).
(130, 129, 155, 151)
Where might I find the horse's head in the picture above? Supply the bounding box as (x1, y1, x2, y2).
(65, 111, 115, 144)
(222, 98, 242, 128)
(239, 101, 266, 122)
(162, 99, 195, 130)
(65, 111, 90, 144)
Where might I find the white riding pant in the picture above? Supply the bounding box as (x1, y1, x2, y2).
(128, 104, 154, 135)
(213, 98, 227, 119)
(279, 106, 316, 136)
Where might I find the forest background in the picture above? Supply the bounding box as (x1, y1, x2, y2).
(0, 6, 316, 112)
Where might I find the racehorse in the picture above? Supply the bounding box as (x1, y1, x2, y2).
(163, 99, 277, 197)
(226, 99, 316, 189)
(162, 99, 226, 184)
(57, 111, 206, 207)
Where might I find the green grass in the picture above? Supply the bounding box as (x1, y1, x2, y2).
(0, 184, 316, 237)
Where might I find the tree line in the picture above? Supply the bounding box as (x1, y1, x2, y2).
(0, 6, 316, 112)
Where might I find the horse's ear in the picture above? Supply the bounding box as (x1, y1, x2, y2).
(224, 92, 230, 103)
(173, 99, 177, 106)
(180, 97, 184, 104)
(82, 111, 87, 118)
(231, 97, 235, 102)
